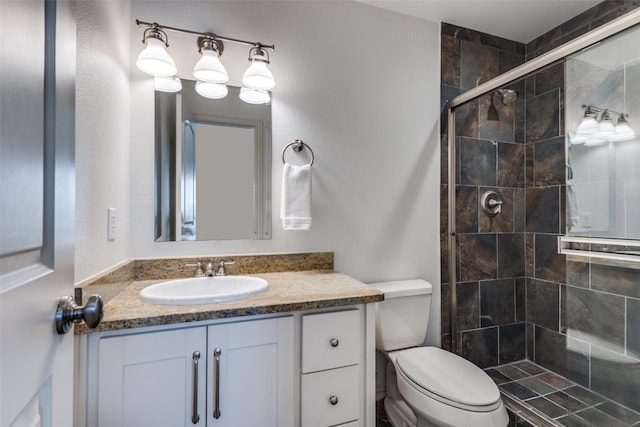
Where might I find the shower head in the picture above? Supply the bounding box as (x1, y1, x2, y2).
(496, 89, 518, 105)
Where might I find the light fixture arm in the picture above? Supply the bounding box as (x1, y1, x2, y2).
(581, 104, 629, 119)
(136, 19, 275, 51)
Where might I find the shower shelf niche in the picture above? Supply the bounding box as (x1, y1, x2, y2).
(558, 236, 640, 263)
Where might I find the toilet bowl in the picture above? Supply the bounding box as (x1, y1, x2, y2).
(369, 280, 508, 427)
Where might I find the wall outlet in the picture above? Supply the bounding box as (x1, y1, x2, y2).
(107, 208, 116, 241)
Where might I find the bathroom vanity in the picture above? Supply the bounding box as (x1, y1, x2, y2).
(74, 258, 382, 427)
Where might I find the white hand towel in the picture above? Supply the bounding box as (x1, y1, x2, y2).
(567, 178, 579, 228)
(281, 163, 312, 230)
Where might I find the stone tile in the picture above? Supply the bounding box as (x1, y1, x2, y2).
(498, 50, 525, 75)
(498, 143, 525, 187)
(500, 381, 537, 400)
(459, 137, 496, 186)
(479, 188, 514, 233)
(441, 35, 460, 87)
(526, 322, 534, 360)
(526, 187, 560, 233)
(566, 258, 589, 288)
(525, 233, 534, 278)
(591, 263, 640, 299)
(460, 327, 498, 368)
(441, 85, 462, 135)
(534, 233, 566, 283)
(455, 185, 478, 233)
(533, 136, 565, 186)
(495, 364, 530, 381)
(485, 368, 512, 385)
(460, 40, 498, 90)
(527, 397, 566, 419)
(498, 233, 525, 278)
(525, 143, 534, 188)
(515, 278, 526, 322)
(573, 408, 628, 427)
(565, 337, 590, 388)
(596, 400, 640, 425)
(481, 279, 515, 326)
(527, 279, 559, 331)
(536, 371, 571, 390)
(440, 282, 450, 333)
(534, 328, 567, 377)
(455, 99, 479, 138)
(591, 350, 640, 413)
(513, 360, 545, 376)
(629, 298, 640, 358)
(514, 189, 525, 232)
(457, 281, 480, 331)
(525, 89, 561, 144)
(565, 286, 626, 349)
(534, 62, 565, 95)
(499, 323, 526, 364)
(563, 386, 606, 407)
(545, 391, 589, 413)
(517, 376, 556, 395)
(459, 234, 497, 281)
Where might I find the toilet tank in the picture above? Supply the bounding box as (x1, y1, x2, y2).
(368, 280, 432, 351)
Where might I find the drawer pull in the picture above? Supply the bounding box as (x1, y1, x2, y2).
(330, 338, 340, 348)
(329, 395, 339, 405)
(192, 351, 200, 424)
(213, 347, 222, 419)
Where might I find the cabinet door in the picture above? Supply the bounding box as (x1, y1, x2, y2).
(208, 317, 294, 427)
(98, 327, 207, 427)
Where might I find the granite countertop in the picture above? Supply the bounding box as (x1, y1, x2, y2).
(75, 270, 384, 335)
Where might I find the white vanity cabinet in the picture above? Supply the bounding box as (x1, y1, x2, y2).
(88, 316, 293, 427)
(78, 305, 376, 427)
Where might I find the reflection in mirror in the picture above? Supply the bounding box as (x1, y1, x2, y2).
(565, 23, 640, 240)
(155, 82, 271, 241)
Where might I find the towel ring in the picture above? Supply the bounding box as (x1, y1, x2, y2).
(282, 139, 314, 166)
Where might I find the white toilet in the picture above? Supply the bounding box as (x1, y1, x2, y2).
(369, 279, 508, 427)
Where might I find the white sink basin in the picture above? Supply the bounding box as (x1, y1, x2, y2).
(139, 276, 269, 305)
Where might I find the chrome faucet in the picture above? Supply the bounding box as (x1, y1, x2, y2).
(185, 261, 204, 277)
(205, 261, 215, 277)
(215, 261, 235, 276)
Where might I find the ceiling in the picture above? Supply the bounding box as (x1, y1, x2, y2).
(357, 0, 602, 44)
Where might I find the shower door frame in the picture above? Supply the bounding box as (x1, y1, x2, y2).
(445, 8, 640, 352)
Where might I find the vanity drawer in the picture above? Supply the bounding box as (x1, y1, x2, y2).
(301, 365, 359, 427)
(302, 309, 360, 373)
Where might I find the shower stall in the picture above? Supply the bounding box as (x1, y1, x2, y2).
(443, 6, 640, 426)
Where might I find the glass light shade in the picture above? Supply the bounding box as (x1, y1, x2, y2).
(595, 119, 616, 137)
(585, 137, 606, 146)
(154, 76, 182, 92)
(239, 87, 270, 104)
(193, 50, 229, 83)
(568, 132, 587, 145)
(576, 116, 599, 135)
(609, 122, 636, 142)
(242, 55, 275, 90)
(136, 37, 177, 77)
(195, 81, 228, 99)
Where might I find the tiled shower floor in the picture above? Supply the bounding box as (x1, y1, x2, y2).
(486, 360, 640, 426)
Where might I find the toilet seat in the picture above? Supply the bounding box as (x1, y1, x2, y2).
(395, 347, 502, 412)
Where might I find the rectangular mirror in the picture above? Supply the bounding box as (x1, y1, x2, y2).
(155, 82, 271, 241)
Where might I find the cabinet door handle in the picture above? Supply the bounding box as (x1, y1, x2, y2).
(213, 347, 222, 419)
(192, 351, 200, 424)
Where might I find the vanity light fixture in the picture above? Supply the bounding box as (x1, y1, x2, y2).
(575, 104, 636, 144)
(136, 25, 177, 77)
(242, 45, 275, 91)
(154, 76, 182, 92)
(136, 20, 275, 104)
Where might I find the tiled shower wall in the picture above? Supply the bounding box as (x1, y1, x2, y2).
(440, 0, 640, 413)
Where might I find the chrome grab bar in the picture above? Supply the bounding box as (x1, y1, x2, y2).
(213, 348, 222, 419)
(192, 351, 200, 424)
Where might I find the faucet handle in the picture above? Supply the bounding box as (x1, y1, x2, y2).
(186, 261, 204, 277)
(216, 261, 236, 276)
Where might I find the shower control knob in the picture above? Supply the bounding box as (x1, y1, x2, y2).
(329, 395, 339, 405)
(330, 338, 339, 348)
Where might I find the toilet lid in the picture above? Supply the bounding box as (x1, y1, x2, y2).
(396, 347, 500, 409)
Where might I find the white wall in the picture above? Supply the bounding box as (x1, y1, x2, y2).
(75, 0, 131, 282)
(76, 0, 441, 344)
